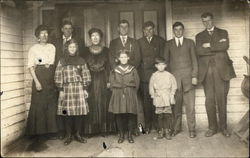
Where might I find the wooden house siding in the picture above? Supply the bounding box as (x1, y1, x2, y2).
(0, 6, 26, 154)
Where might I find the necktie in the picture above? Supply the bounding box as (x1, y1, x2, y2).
(147, 37, 151, 43)
(122, 36, 126, 46)
(178, 39, 181, 47)
(208, 30, 213, 36)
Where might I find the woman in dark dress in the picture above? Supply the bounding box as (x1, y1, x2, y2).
(83, 28, 116, 136)
(26, 25, 58, 151)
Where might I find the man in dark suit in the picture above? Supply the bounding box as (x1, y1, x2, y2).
(164, 22, 198, 138)
(138, 21, 166, 134)
(109, 20, 141, 69)
(51, 20, 85, 139)
(52, 20, 84, 66)
(195, 12, 236, 137)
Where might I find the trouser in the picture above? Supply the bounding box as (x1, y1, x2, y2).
(64, 116, 83, 136)
(140, 83, 158, 130)
(202, 63, 230, 131)
(157, 113, 173, 129)
(115, 114, 137, 134)
(173, 84, 196, 132)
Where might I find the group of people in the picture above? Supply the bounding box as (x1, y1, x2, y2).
(25, 12, 236, 148)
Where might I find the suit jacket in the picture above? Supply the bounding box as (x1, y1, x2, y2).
(164, 38, 198, 92)
(108, 37, 141, 69)
(51, 35, 85, 66)
(195, 27, 236, 83)
(138, 35, 166, 82)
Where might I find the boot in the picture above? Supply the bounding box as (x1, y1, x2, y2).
(165, 129, 172, 140)
(157, 128, 164, 139)
(118, 131, 125, 144)
(128, 130, 134, 143)
(64, 134, 73, 145)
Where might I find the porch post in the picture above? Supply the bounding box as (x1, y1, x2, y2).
(165, 0, 173, 40)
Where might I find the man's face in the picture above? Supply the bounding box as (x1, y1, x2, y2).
(144, 26, 154, 38)
(61, 24, 73, 38)
(202, 16, 214, 30)
(173, 25, 184, 38)
(118, 23, 129, 36)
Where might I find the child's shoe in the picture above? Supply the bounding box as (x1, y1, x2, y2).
(157, 128, 164, 139)
(165, 129, 172, 140)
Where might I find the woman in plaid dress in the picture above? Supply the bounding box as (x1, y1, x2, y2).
(55, 39, 91, 145)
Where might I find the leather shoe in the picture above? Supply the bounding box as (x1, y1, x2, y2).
(171, 130, 180, 137)
(189, 131, 196, 138)
(222, 129, 230, 137)
(128, 131, 134, 143)
(118, 132, 125, 144)
(64, 136, 72, 146)
(75, 134, 87, 143)
(205, 130, 216, 137)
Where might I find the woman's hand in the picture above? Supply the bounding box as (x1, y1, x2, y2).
(83, 90, 89, 98)
(35, 81, 42, 91)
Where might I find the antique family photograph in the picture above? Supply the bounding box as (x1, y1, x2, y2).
(0, 0, 249, 157)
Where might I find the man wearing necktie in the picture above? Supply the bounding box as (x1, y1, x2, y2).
(195, 12, 236, 137)
(164, 22, 198, 138)
(109, 20, 141, 69)
(137, 21, 166, 134)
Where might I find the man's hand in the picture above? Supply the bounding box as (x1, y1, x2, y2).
(107, 83, 111, 88)
(202, 43, 211, 48)
(192, 77, 198, 85)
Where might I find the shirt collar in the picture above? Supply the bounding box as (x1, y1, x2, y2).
(207, 26, 215, 32)
(174, 36, 184, 45)
(63, 35, 72, 40)
(120, 35, 128, 40)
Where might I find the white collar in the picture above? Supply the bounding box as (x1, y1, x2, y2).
(120, 35, 128, 40)
(174, 36, 184, 46)
(207, 26, 215, 32)
(63, 35, 72, 40)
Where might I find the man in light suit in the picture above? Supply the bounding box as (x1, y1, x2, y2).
(164, 22, 198, 138)
(138, 21, 166, 134)
(195, 12, 236, 137)
(109, 20, 141, 69)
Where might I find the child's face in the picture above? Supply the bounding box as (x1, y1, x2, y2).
(68, 43, 77, 56)
(118, 53, 129, 64)
(155, 63, 167, 72)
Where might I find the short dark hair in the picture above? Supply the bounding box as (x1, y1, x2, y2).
(88, 28, 103, 39)
(155, 57, 167, 64)
(173, 22, 184, 29)
(201, 12, 214, 19)
(143, 21, 155, 29)
(61, 20, 73, 28)
(34, 25, 49, 38)
(118, 49, 130, 57)
(119, 19, 129, 26)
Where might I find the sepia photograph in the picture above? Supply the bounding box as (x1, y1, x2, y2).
(0, 0, 249, 157)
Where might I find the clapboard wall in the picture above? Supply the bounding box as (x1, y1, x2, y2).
(170, 0, 249, 126)
(0, 5, 26, 154)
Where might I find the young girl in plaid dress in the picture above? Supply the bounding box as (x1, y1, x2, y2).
(55, 39, 91, 145)
(149, 57, 177, 140)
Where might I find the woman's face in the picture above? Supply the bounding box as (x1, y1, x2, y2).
(68, 43, 77, 56)
(38, 30, 48, 43)
(90, 32, 101, 45)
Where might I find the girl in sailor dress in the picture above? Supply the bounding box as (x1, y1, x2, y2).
(108, 50, 140, 144)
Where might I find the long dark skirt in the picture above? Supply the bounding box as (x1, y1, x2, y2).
(83, 71, 116, 135)
(26, 65, 58, 136)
